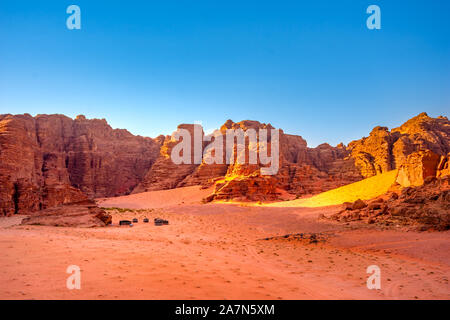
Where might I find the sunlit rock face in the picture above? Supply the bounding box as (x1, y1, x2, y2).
(348, 113, 450, 178)
(396, 150, 441, 187)
(0, 114, 159, 215)
(202, 120, 364, 202)
(204, 120, 282, 202)
(437, 153, 450, 178)
(348, 126, 396, 177)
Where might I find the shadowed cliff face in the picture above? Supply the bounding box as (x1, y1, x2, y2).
(0, 112, 448, 214)
(0, 114, 160, 215)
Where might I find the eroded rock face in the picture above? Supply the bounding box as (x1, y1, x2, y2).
(21, 199, 112, 228)
(132, 124, 201, 193)
(396, 150, 441, 187)
(348, 113, 450, 178)
(348, 126, 395, 177)
(437, 153, 450, 178)
(0, 114, 159, 215)
(204, 120, 363, 202)
(206, 173, 280, 202)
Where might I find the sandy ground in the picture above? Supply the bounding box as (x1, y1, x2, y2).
(97, 186, 214, 209)
(267, 170, 398, 207)
(0, 186, 449, 300)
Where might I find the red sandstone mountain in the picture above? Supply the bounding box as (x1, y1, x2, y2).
(0, 112, 448, 215)
(347, 113, 449, 178)
(0, 114, 159, 215)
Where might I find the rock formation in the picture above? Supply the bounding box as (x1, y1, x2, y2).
(202, 120, 363, 202)
(1, 112, 449, 212)
(328, 175, 450, 231)
(204, 113, 449, 201)
(395, 150, 441, 187)
(21, 199, 112, 227)
(348, 113, 449, 178)
(0, 114, 159, 215)
(132, 124, 202, 193)
(326, 146, 450, 231)
(437, 153, 450, 178)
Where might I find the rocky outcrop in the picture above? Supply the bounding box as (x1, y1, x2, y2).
(437, 153, 450, 178)
(205, 173, 280, 202)
(328, 176, 450, 231)
(132, 124, 201, 193)
(21, 199, 112, 227)
(327, 148, 450, 231)
(204, 120, 363, 202)
(348, 113, 450, 178)
(348, 126, 395, 177)
(396, 150, 441, 187)
(0, 114, 160, 215)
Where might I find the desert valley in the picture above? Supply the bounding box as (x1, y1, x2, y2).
(0, 112, 449, 299)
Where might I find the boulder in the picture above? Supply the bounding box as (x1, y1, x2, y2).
(352, 199, 367, 210)
(367, 202, 382, 211)
(396, 150, 441, 187)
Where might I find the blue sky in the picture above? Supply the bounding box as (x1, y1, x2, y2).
(0, 0, 449, 147)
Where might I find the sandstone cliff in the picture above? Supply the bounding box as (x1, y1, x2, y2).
(0, 114, 159, 215)
(348, 113, 449, 178)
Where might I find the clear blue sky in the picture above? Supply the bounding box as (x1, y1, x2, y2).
(0, 0, 449, 147)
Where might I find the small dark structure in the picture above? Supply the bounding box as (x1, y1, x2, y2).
(154, 218, 169, 226)
(132, 218, 138, 223)
(119, 220, 132, 226)
(143, 218, 149, 223)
